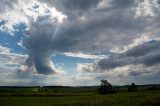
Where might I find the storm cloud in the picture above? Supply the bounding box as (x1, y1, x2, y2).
(92, 40, 160, 71)
(0, 0, 160, 76)
(21, 14, 66, 74)
(22, 0, 160, 75)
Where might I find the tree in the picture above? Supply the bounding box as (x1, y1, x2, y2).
(128, 83, 137, 92)
(98, 79, 116, 94)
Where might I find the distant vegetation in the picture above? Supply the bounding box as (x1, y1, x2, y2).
(128, 83, 138, 92)
(98, 79, 116, 94)
(0, 81, 160, 106)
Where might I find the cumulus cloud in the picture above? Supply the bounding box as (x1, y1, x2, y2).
(62, 0, 100, 10)
(0, 45, 27, 74)
(0, 0, 67, 75)
(40, 0, 160, 53)
(0, 0, 160, 79)
(21, 4, 67, 75)
(79, 40, 160, 73)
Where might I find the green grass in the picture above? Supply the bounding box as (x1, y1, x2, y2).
(0, 90, 159, 106)
(0, 87, 97, 93)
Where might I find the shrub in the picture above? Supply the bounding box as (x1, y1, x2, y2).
(128, 83, 138, 92)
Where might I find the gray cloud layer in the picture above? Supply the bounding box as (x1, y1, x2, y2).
(1, 0, 159, 75)
(23, 0, 160, 75)
(98, 40, 160, 70)
(0, 0, 18, 13)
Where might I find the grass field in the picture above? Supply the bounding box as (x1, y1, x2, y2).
(0, 87, 159, 106)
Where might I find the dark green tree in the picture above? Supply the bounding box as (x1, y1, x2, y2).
(98, 79, 115, 94)
(128, 83, 138, 92)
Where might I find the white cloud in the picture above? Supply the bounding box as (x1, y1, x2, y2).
(110, 35, 150, 53)
(135, 0, 160, 17)
(0, 0, 67, 32)
(17, 39, 24, 48)
(0, 0, 160, 85)
(76, 62, 160, 85)
(0, 45, 27, 73)
(63, 52, 107, 59)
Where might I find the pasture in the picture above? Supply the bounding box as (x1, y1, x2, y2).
(0, 86, 159, 106)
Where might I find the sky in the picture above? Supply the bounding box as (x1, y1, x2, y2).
(0, 0, 160, 86)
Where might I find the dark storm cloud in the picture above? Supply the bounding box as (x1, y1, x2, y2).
(39, 0, 100, 10)
(125, 40, 160, 57)
(39, 0, 101, 22)
(49, 1, 150, 52)
(16, 0, 160, 75)
(97, 40, 160, 70)
(63, 0, 100, 10)
(110, 0, 135, 9)
(35, 0, 155, 52)
(129, 71, 143, 76)
(0, 0, 160, 87)
(22, 15, 59, 75)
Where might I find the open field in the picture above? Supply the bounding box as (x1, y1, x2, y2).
(0, 86, 160, 106)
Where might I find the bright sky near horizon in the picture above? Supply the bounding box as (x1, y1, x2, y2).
(0, 0, 160, 86)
